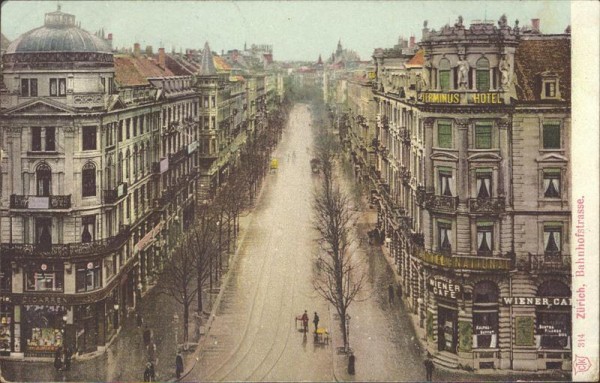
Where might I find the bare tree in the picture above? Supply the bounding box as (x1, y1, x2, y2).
(312, 137, 364, 353)
(154, 233, 198, 345)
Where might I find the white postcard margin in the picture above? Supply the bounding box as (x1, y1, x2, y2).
(571, 1, 599, 381)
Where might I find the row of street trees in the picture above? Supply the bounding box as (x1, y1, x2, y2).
(311, 115, 365, 353)
(155, 98, 291, 345)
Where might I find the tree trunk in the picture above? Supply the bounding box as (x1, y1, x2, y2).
(183, 303, 189, 344)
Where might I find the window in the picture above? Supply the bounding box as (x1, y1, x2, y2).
(439, 169, 454, 197)
(36, 163, 52, 196)
(82, 162, 96, 197)
(126, 118, 131, 139)
(35, 218, 52, 251)
(118, 121, 123, 142)
(133, 117, 138, 137)
(438, 222, 452, 254)
(476, 171, 492, 198)
(140, 116, 145, 133)
(45, 126, 55, 151)
(204, 97, 209, 108)
(49, 78, 66, 96)
(545, 82, 556, 98)
(20, 78, 38, 97)
(536, 281, 570, 350)
(543, 169, 561, 198)
(543, 123, 561, 149)
(475, 123, 492, 149)
(437, 122, 452, 148)
(82, 126, 97, 150)
(477, 223, 493, 256)
(473, 281, 499, 349)
(203, 116, 209, 130)
(31, 127, 42, 151)
(438, 58, 451, 91)
(76, 261, 102, 292)
(25, 263, 63, 292)
(476, 57, 490, 91)
(81, 215, 95, 243)
(0, 259, 12, 292)
(543, 224, 562, 256)
(211, 96, 216, 108)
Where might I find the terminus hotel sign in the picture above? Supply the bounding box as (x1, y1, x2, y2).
(418, 92, 504, 105)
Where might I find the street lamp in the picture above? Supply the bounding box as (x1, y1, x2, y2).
(173, 313, 179, 351)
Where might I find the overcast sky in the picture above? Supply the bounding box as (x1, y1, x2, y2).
(1, 0, 571, 61)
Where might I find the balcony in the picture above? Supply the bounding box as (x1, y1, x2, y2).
(524, 252, 571, 273)
(168, 148, 187, 164)
(423, 193, 459, 213)
(103, 183, 128, 204)
(10, 194, 71, 209)
(469, 197, 506, 214)
(417, 249, 512, 271)
(1, 227, 130, 259)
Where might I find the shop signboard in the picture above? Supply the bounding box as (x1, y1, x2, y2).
(428, 276, 461, 299)
(187, 141, 199, 154)
(160, 157, 169, 173)
(515, 316, 535, 346)
(418, 92, 504, 105)
(117, 183, 126, 198)
(502, 297, 572, 306)
(135, 221, 165, 253)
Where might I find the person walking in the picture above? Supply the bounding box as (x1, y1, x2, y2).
(388, 283, 395, 304)
(175, 351, 184, 379)
(143, 361, 155, 382)
(313, 312, 320, 333)
(301, 310, 309, 333)
(143, 325, 152, 346)
(424, 353, 435, 382)
(397, 283, 403, 302)
(53, 348, 63, 371)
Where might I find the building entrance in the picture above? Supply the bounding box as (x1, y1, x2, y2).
(437, 305, 457, 353)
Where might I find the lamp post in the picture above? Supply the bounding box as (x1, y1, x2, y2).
(173, 313, 179, 351)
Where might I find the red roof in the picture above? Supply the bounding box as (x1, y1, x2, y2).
(114, 55, 175, 86)
(213, 55, 231, 71)
(406, 49, 424, 67)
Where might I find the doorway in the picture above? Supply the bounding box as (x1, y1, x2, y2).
(437, 305, 457, 353)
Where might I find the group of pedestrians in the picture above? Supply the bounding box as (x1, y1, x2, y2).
(299, 310, 319, 334)
(53, 345, 73, 372)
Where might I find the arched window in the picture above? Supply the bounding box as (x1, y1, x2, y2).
(82, 162, 96, 197)
(438, 58, 451, 91)
(476, 57, 490, 91)
(473, 281, 499, 349)
(36, 163, 52, 196)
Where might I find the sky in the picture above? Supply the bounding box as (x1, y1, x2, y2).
(1, 0, 571, 61)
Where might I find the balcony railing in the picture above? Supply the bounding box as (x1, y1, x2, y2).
(423, 193, 459, 213)
(417, 249, 512, 271)
(1, 227, 130, 259)
(526, 252, 571, 272)
(103, 183, 128, 204)
(469, 197, 506, 214)
(10, 194, 71, 209)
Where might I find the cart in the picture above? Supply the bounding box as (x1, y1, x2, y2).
(314, 327, 329, 345)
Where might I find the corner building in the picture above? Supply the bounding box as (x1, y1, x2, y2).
(362, 17, 571, 372)
(0, 9, 200, 357)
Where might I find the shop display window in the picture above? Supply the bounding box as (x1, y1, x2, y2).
(536, 280, 571, 350)
(25, 263, 64, 292)
(23, 305, 66, 353)
(473, 281, 499, 349)
(0, 304, 12, 353)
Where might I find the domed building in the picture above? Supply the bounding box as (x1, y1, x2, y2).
(0, 7, 200, 357)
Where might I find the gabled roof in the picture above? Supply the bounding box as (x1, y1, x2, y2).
(514, 37, 570, 102)
(4, 98, 75, 115)
(405, 49, 424, 68)
(114, 55, 175, 86)
(213, 55, 231, 72)
(198, 41, 217, 76)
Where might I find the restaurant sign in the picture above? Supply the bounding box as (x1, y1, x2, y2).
(418, 92, 503, 105)
(428, 276, 461, 299)
(135, 221, 165, 253)
(502, 297, 572, 306)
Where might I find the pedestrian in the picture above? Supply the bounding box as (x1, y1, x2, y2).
(147, 342, 157, 364)
(143, 325, 152, 346)
(64, 346, 72, 371)
(388, 283, 395, 304)
(175, 351, 184, 379)
(397, 284, 403, 301)
(424, 353, 435, 382)
(301, 310, 309, 333)
(136, 311, 144, 328)
(313, 312, 320, 333)
(144, 361, 155, 382)
(53, 348, 63, 371)
(348, 351, 356, 375)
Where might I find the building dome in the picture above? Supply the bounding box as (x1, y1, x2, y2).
(6, 7, 111, 54)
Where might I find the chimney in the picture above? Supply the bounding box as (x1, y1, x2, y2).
(133, 42, 141, 56)
(531, 18, 540, 33)
(158, 47, 166, 69)
(146, 45, 153, 55)
(106, 33, 113, 49)
(409, 35, 416, 48)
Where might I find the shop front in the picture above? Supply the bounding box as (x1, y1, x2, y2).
(0, 299, 14, 356)
(428, 275, 460, 354)
(535, 280, 571, 370)
(472, 281, 500, 369)
(22, 304, 67, 357)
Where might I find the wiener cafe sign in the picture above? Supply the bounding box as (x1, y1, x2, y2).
(418, 92, 503, 105)
(428, 276, 461, 299)
(502, 297, 572, 306)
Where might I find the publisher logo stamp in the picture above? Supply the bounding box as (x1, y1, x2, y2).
(574, 355, 592, 375)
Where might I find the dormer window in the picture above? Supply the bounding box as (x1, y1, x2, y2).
(540, 72, 561, 100)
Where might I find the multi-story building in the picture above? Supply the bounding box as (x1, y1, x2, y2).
(0, 7, 200, 357)
(342, 16, 571, 373)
